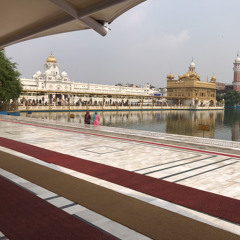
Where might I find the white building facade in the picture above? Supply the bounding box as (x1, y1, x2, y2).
(20, 54, 160, 106)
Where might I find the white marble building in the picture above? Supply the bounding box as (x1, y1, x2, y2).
(20, 54, 160, 100)
(21, 54, 72, 92)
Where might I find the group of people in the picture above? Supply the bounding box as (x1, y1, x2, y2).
(84, 111, 100, 125)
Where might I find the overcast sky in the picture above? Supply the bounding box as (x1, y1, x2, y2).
(5, 0, 240, 88)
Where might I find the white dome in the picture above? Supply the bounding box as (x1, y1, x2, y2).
(36, 70, 42, 76)
(33, 74, 37, 78)
(61, 71, 68, 77)
(235, 56, 240, 63)
(45, 69, 51, 75)
(190, 61, 195, 67)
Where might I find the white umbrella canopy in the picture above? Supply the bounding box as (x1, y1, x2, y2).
(0, 0, 146, 48)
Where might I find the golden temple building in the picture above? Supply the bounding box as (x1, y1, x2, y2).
(167, 60, 216, 107)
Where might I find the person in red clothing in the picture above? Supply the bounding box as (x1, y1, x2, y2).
(84, 111, 91, 124)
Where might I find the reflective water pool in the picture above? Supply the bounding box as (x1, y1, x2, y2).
(21, 109, 240, 142)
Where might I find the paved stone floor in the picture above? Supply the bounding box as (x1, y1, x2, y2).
(0, 115, 240, 239)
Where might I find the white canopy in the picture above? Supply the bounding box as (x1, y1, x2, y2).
(0, 0, 146, 48)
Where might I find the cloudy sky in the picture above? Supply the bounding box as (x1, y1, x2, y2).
(5, 0, 240, 88)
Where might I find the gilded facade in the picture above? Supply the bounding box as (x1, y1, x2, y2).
(167, 61, 216, 106)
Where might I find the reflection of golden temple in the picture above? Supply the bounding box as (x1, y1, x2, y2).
(167, 60, 217, 107)
(166, 110, 219, 138)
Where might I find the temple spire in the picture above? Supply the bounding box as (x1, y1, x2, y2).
(189, 59, 196, 73)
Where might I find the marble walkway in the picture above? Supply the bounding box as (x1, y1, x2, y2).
(0, 115, 240, 240)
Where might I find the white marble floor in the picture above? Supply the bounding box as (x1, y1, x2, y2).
(1, 118, 239, 199)
(0, 116, 240, 239)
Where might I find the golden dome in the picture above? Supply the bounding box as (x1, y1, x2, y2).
(47, 54, 57, 63)
(189, 72, 196, 78)
(211, 75, 216, 82)
(167, 73, 174, 80)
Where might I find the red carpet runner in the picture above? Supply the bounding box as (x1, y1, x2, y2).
(0, 137, 240, 225)
(0, 176, 117, 240)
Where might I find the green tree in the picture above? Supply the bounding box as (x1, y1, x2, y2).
(216, 93, 224, 102)
(0, 50, 22, 111)
(224, 90, 240, 107)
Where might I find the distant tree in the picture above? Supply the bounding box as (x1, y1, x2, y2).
(224, 90, 240, 107)
(216, 93, 224, 102)
(0, 50, 22, 110)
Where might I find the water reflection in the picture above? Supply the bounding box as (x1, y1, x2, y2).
(22, 109, 240, 142)
(166, 111, 218, 138)
(224, 109, 240, 141)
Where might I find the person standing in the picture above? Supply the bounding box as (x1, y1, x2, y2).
(84, 111, 91, 124)
(92, 111, 100, 125)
